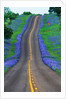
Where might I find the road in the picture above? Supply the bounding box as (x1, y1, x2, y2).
(4, 16, 61, 92)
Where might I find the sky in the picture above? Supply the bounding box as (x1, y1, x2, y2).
(9, 7, 49, 15)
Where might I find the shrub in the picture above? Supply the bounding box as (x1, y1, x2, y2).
(48, 7, 61, 16)
(23, 12, 32, 15)
(4, 24, 13, 39)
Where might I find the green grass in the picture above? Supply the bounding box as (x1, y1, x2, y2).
(6, 15, 30, 58)
(40, 15, 61, 61)
(56, 68, 61, 75)
(40, 14, 61, 74)
(4, 67, 10, 74)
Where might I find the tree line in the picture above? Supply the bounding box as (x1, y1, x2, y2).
(4, 7, 61, 39)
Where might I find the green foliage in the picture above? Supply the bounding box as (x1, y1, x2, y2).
(23, 12, 32, 15)
(7, 11, 19, 20)
(48, 7, 61, 16)
(4, 11, 19, 21)
(4, 24, 13, 39)
(4, 18, 10, 27)
(4, 7, 19, 39)
(48, 7, 54, 13)
(54, 7, 61, 16)
(36, 14, 42, 16)
(56, 68, 61, 75)
(4, 7, 19, 22)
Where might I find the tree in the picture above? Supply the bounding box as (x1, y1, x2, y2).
(4, 7, 19, 21)
(48, 7, 55, 13)
(48, 7, 61, 16)
(4, 7, 19, 39)
(4, 24, 13, 39)
(23, 12, 32, 15)
(54, 7, 61, 16)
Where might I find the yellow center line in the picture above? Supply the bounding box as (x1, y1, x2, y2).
(29, 60, 34, 92)
(28, 16, 38, 92)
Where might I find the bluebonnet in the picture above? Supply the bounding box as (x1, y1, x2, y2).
(4, 16, 31, 70)
(46, 13, 60, 28)
(40, 15, 45, 28)
(4, 39, 11, 59)
(57, 52, 61, 55)
(52, 48, 61, 51)
(8, 15, 24, 31)
(48, 35, 61, 56)
(43, 58, 61, 71)
(4, 59, 19, 70)
(8, 19, 21, 31)
(38, 14, 61, 72)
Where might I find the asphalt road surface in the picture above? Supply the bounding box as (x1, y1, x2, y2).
(4, 16, 61, 92)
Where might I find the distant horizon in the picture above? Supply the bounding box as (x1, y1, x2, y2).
(9, 7, 49, 15)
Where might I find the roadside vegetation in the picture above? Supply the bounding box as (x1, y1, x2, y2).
(4, 7, 19, 39)
(4, 7, 31, 74)
(4, 7, 61, 75)
(6, 15, 30, 58)
(39, 7, 61, 75)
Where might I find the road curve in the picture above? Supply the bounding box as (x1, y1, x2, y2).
(4, 16, 61, 92)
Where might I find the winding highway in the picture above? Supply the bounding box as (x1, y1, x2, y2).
(4, 16, 61, 92)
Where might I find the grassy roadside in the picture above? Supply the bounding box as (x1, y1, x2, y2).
(6, 15, 30, 58)
(40, 14, 61, 75)
(4, 15, 31, 74)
